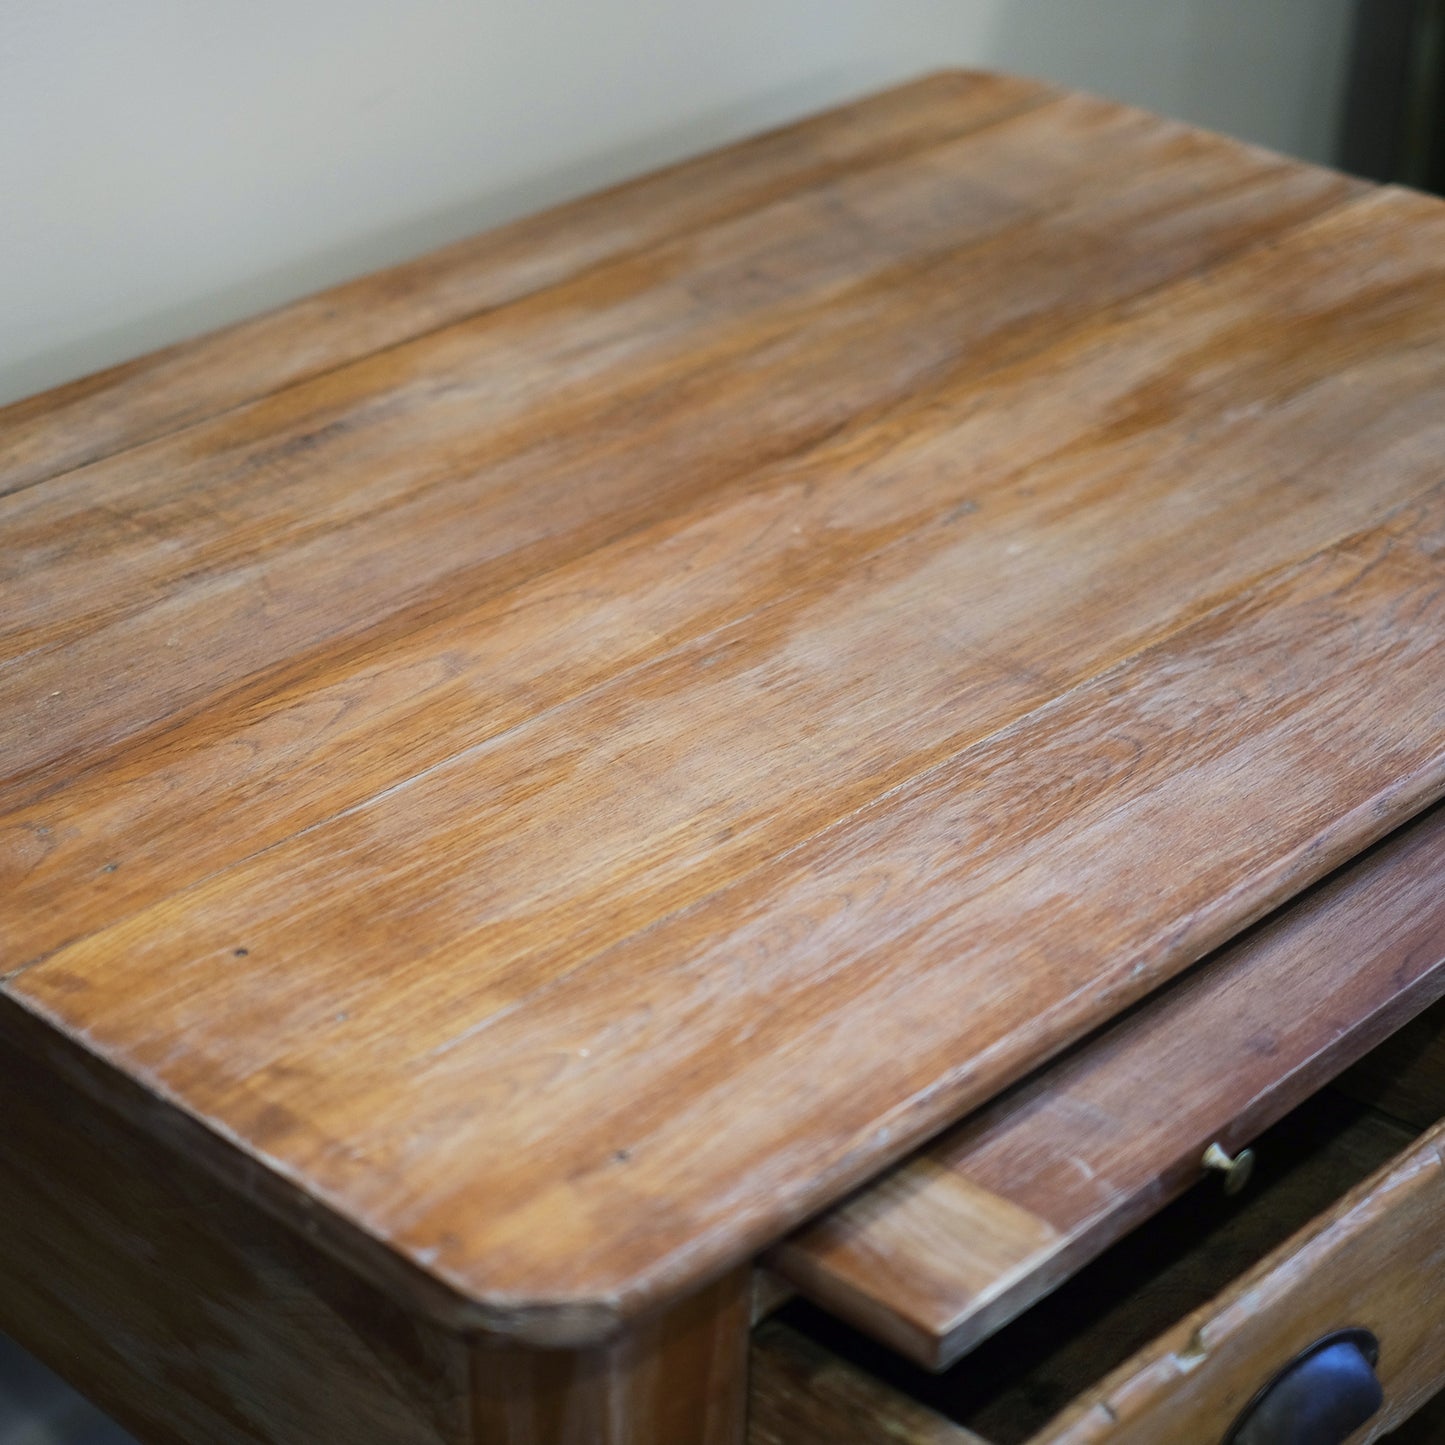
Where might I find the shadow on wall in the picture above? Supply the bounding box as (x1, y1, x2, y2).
(987, 0, 1355, 163)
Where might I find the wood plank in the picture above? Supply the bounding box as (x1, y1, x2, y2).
(14, 468, 1445, 1341)
(748, 1323, 983, 1445)
(771, 803, 1445, 1368)
(11, 84, 1246, 668)
(0, 92, 1361, 809)
(3, 181, 1423, 977)
(1034, 1115, 1445, 1443)
(0, 70, 1053, 497)
(0, 90, 1069, 660)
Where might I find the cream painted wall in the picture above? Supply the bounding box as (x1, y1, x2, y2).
(0, 0, 1355, 406)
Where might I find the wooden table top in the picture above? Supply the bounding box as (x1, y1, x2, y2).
(4, 71, 1445, 1347)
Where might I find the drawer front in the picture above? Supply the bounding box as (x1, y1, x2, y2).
(1032, 1118, 1445, 1444)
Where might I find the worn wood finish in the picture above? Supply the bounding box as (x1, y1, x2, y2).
(0, 70, 1054, 497)
(0, 1003, 473, 1445)
(2, 163, 1400, 996)
(17, 456, 1445, 1339)
(0, 995, 750, 1445)
(0, 93, 1364, 817)
(4, 74, 1445, 1361)
(966, 1101, 1419, 1442)
(1034, 1114, 1445, 1444)
(785, 1096, 1416, 1441)
(748, 1323, 982, 1445)
(774, 803, 1445, 1368)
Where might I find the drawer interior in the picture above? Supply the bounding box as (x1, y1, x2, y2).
(759, 996, 1445, 1443)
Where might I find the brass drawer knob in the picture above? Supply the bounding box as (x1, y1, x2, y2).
(1223, 1329, 1382, 1444)
(1202, 1141, 1256, 1195)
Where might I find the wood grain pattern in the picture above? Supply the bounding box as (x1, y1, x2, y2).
(0, 995, 751, 1445)
(1035, 1115, 1445, 1443)
(3, 74, 1444, 1351)
(0, 146, 1385, 980)
(0, 70, 1053, 497)
(0, 1003, 473, 1445)
(773, 803, 1445, 1368)
(20, 461, 1445, 1341)
(0, 90, 1362, 814)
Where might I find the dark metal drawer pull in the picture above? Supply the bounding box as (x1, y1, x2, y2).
(1224, 1329, 1383, 1445)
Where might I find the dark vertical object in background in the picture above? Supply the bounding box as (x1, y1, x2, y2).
(1339, 0, 1445, 193)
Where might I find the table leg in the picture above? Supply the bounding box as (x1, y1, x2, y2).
(0, 1004, 752, 1444)
(471, 1271, 752, 1444)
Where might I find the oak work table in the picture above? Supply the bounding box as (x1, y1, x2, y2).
(4, 70, 1445, 1444)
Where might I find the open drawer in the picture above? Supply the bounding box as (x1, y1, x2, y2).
(770, 802, 1445, 1369)
(751, 1005, 1445, 1443)
(751, 797, 1445, 1439)
(747, 801, 1445, 1441)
